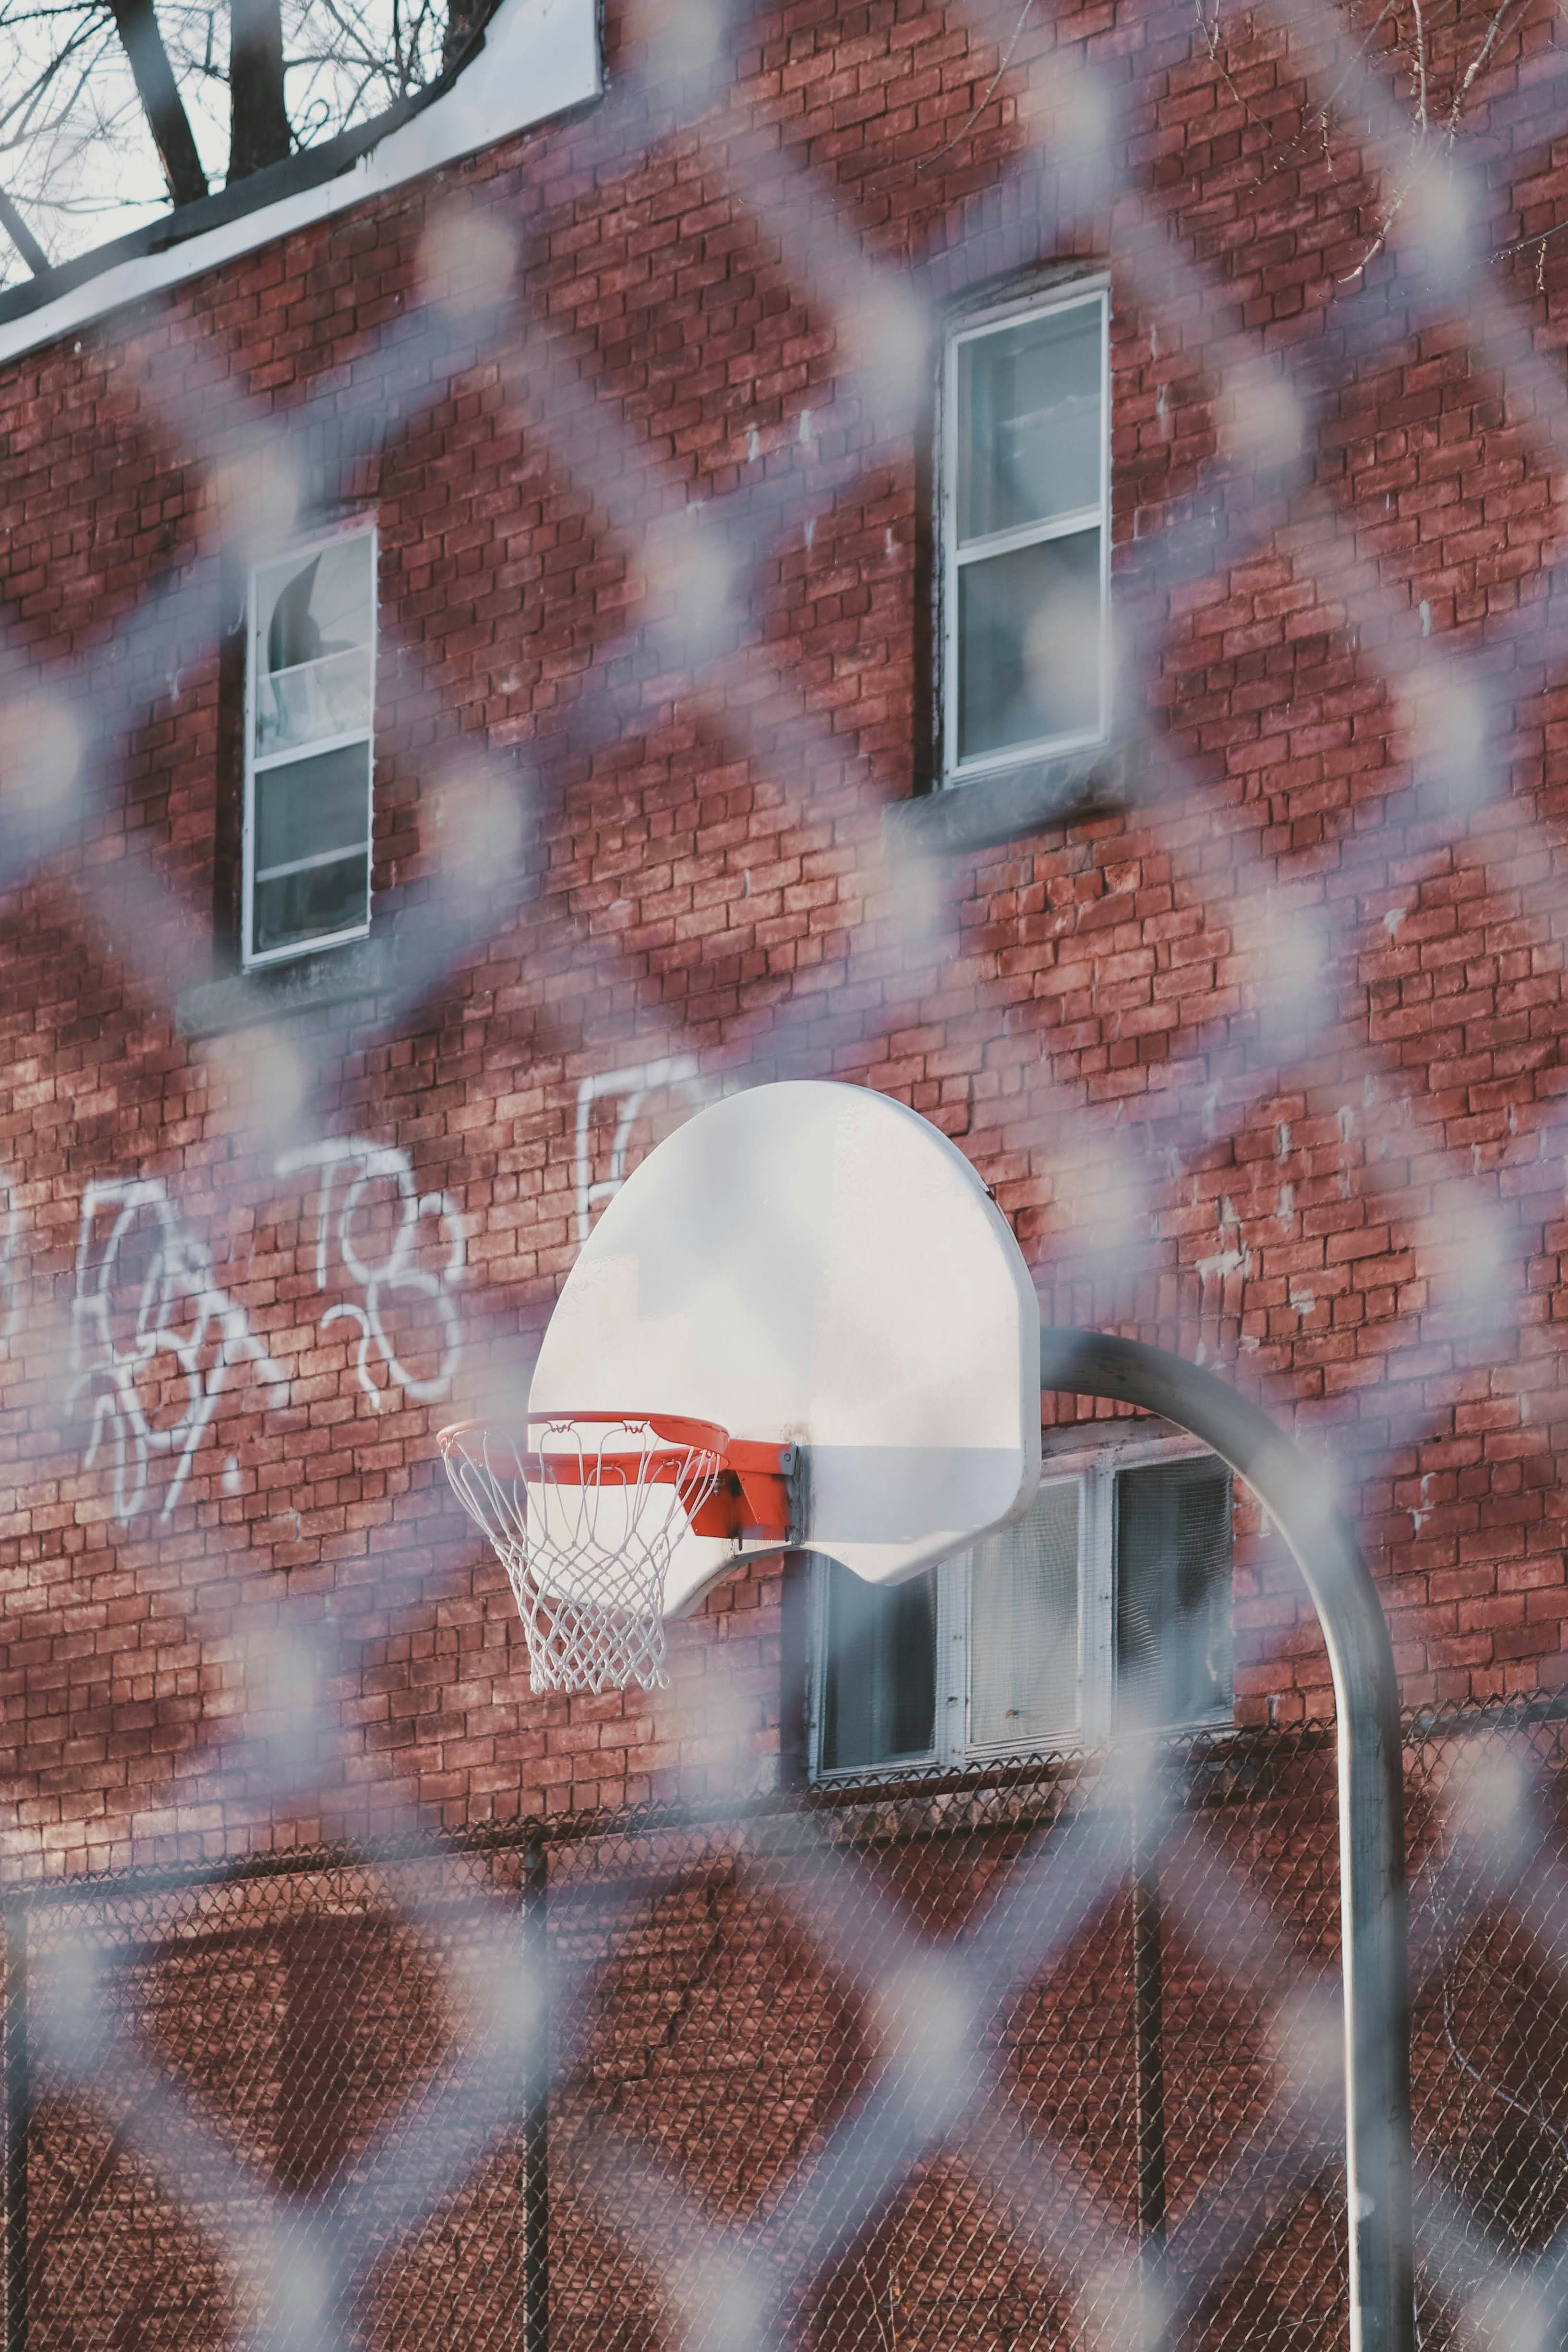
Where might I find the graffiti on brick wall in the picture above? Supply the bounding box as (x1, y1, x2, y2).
(59, 1082, 713, 1514)
(69, 1179, 288, 1524)
(275, 1137, 466, 1408)
(574, 1056, 712, 1244)
(65, 1141, 463, 1520)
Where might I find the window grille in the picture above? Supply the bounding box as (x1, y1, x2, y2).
(818, 1560, 938, 1773)
(968, 1475, 1081, 1750)
(812, 1438, 1233, 1778)
(1115, 1457, 1235, 1733)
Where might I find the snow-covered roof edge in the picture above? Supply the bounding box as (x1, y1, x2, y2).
(0, 0, 600, 372)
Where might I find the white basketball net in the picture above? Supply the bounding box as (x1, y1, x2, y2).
(437, 1415, 726, 1694)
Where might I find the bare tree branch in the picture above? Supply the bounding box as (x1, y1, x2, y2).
(1444, 0, 1527, 137)
(0, 20, 112, 145)
(1408, 0, 1428, 126)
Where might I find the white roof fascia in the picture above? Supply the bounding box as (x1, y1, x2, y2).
(0, 0, 600, 373)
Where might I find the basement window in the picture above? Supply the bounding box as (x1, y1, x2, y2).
(810, 1438, 1232, 1778)
(244, 524, 377, 968)
(941, 282, 1110, 786)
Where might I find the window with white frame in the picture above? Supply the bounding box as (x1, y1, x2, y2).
(941, 282, 1110, 786)
(244, 525, 377, 967)
(810, 1437, 1232, 1779)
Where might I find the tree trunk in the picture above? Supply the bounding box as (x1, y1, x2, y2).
(106, 0, 210, 206)
(228, 0, 291, 181)
(441, 0, 490, 71)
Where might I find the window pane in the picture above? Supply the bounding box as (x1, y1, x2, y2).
(968, 1481, 1079, 1749)
(957, 527, 1101, 762)
(254, 742, 372, 876)
(258, 647, 373, 758)
(958, 301, 1102, 542)
(253, 851, 370, 956)
(820, 1563, 936, 1772)
(255, 536, 375, 756)
(1115, 1461, 1233, 1730)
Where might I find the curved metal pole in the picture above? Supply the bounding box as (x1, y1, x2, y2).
(1040, 1328, 1414, 2352)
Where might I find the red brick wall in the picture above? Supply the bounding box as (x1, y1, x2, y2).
(3, 0, 1568, 1872)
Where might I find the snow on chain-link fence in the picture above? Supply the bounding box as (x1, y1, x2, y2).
(5, 1698, 1568, 2352)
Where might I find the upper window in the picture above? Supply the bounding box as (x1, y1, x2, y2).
(811, 1438, 1232, 1780)
(941, 284, 1110, 786)
(244, 526, 377, 968)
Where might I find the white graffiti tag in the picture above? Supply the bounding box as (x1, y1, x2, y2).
(573, 1055, 712, 1245)
(276, 1138, 465, 1408)
(69, 1179, 287, 1524)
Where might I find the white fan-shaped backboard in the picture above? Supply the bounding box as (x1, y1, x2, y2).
(531, 1080, 1041, 1615)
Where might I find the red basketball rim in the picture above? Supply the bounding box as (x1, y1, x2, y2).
(437, 1411, 727, 1489)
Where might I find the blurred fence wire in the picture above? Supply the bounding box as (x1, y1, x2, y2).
(4, 1697, 1568, 2352)
(7, 0, 1568, 2330)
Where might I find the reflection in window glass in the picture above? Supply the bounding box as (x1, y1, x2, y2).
(246, 528, 376, 966)
(811, 1445, 1236, 1782)
(253, 743, 373, 872)
(1115, 1460, 1233, 1730)
(253, 853, 372, 957)
(946, 289, 1108, 778)
(968, 1481, 1080, 1749)
(957, 528, 1102, 762)
(254, 538, 374, 756)
(958, 302, 1103, 541)
(819, 1561, 937, 1772)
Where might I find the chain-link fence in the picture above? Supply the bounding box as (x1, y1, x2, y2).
(1, 1697, 1566, 2352)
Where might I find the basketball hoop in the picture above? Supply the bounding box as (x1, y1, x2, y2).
(437, 1413, 796, 1694)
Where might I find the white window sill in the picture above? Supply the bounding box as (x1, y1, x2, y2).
(176, 936, 392, 1038)
(805, 1717, 1246, 1794)
(884, 738, 1137, 856)
(808, 1743, 1075, 1788)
